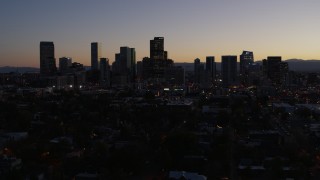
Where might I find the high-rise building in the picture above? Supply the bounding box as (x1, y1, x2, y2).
(59, 57, 72, 75)
(206, 56, 216, 82)
(40, 41, 56, 76)
(136, 61, 143, 80)
(112, 46, 136, 86)
(240, 51, 254, 85)
(119, 47, 136, 81)
(91, 42, 101, 70)
(142, 37, 173, 82)
(120, 47, 132, 74)
(266, 56, 282, 84)
(221, 55, 237, 86)
(100, 58, 110, 87)
(194, 58, 201, 84)
(240, 51, 254, 75)
(150, 37, 165, 60)
(112, 53, 121, 73)
(130, 48, 136, 82)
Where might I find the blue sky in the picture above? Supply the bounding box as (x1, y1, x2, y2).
(1, 0, 320, 67)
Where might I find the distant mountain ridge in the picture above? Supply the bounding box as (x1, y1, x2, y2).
(176, 59, 320, 72)
(0, 66, 91, 73)
(284, 59, 320, 72)
(0, 66, 39, 73)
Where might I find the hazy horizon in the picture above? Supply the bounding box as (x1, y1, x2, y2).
(1, 0, 320, 67)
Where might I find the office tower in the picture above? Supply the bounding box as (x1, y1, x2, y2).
(40, 41, 56, 76)
(111, 46, 136, 86)
(150, 37, 167, 80)
(59, 57, 72, 75)
(142, 57, 152, 79)
(221, 55, 237, 86)
(206, 56, 216, 82)
(120, 47, 132, 74)
(240, 51, 254, 75)
(194, 58, 201, 84)
(91, 42, 101, 70)
(100, 58, 110, 87)
(70, 62, 86, 89)
(150, 37, 165, 60)
(266, 56, 282, 84)
(112, 53, 121, 74)
(136, 61, 142, 80)
(142, 37, 173, 81)
(118, 47, 136, 80)
(130, 48, 136, 82)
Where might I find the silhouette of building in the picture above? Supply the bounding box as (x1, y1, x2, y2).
(130, 48, 136, 82)
(193, 58, 208, 87)
(150, 37, 165, 60)
(206, 56, 216, 83)
(119, 47, 131, 75)
(142, 37, 173, 82)
(59, 57, 72, 75)
(100, 58, 110, 87)
(240, 51, 254, 84)
(194, 58, 201, 84)
(265, 56, 282, 84)
(164, 66, 185, 85)
(240, 51, 254, 75)
(136, 61, 143, 80)
(111, 46, 136, 86)
(222, 55, 237, 86)
(49, 61, 85, 90)
(40, 42, 56, 76)
(91, 42, 101, 70)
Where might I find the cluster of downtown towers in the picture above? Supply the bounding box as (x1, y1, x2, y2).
(40, 37, 285, 88)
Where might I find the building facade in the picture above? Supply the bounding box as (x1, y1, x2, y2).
(240, 51, 254, 84)
(40, 42, 56, 76)
(222, 55, 237, 86)
(91, 42, 101, 70)
(59, 57, 72, 75)
(265, 56, 282, 84)
(206, 56, 216, 84)
(100, 58, 110, 87)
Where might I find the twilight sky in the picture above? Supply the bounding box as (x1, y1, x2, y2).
(1, 0, 320, 67)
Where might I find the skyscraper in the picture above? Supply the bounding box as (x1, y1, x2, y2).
(59, 57, 72, 75)
(206, 56, 216, 82)
(100, 58, 110, 87)
(91, 42, 101, 70)
(150, 37, 165, 60)
(112, 46, 136, 86)
(130, 48, 136, 82)
(222, 55, 237, 86)
(240, 51, 254, 85)
(194, 58, 201, 84)
(142, 37, 173, 81)
(240, 51, 254, 76)
(120, 46, 132, 75)
(40, 41, 56, 76)
(266, 56, 282, 84)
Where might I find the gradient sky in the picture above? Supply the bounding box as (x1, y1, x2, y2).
(1, 0, 320, 67)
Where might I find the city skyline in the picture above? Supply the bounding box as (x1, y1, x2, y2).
(1, 0, 320, 67)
